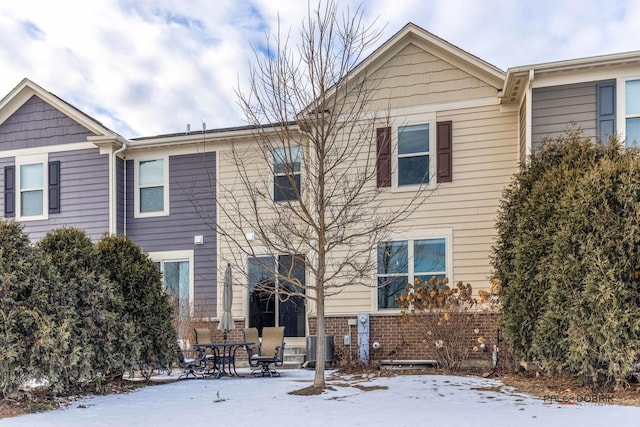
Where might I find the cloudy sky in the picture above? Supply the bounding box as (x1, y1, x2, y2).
(1, 0, 639, 139)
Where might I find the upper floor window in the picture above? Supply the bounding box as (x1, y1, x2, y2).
(273, 146, 301, 202)
(20, 162, 44, 217)
(625, 79, 640, 147)
(4, 155, 60, 220)
(398, 124, 430, 186)
(377, 234, 448, 309)
(376, 117, 451, 189)
(136, 158, 168, 217)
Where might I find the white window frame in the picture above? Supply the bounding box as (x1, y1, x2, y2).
(272, 145, 302, 203)
(134, 155, 169, 218)
(149, 250, 194, 318)
(617, 76, 640, 147)
(15, 153, 48, 221)
(391, 113, 437, 191)
(375, 228, 453, 311)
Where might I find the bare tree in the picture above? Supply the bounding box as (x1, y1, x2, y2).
(216, 1, 429, 389)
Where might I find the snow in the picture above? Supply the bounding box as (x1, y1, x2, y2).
(1, 369, 639, 427)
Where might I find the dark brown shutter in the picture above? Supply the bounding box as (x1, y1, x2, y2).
(48, 161, 60, 214)
(436, 121, 452, 183)
(376, 127, 391, 187)
(4, 166, 15, 217)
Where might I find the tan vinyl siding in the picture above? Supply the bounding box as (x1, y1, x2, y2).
(322, 104, 517, 315)
(217, 138, 286, 318)
(217, 42, 515, 318)
(365, 43, 498, 111)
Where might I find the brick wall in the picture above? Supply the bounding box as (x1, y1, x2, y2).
(184, 314, 506, 367)
(309, 313, 502, 366)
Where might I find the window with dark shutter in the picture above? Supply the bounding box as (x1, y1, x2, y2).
(48, 161, 60, 214)
(376, 127, 391, 187)
(436, 121, 452, 183)
(597, 81, 616, 143)
(4, 166, 15, 217)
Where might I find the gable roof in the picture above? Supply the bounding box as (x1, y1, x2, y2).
(0, 78, 121, 138)
(299, 22, 505, 118)
(361, 22, 505, 88)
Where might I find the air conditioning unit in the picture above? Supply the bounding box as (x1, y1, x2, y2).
(306, 335, 335, 363)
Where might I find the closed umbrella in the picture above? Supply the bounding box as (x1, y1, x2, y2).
(218, 263, 235, 341)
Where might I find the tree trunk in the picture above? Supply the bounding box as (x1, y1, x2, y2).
(313, 270, 326, 388)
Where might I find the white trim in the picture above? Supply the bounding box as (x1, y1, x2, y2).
(0, 142, 98, 159)
(617, 76, 640, 144)
(374, 228, 454, 313)
(373, 96, 499, 120)
(0, 79, 116, 137)
(525, 72, 533, 160)
(148, 250, 195, 318)
(133, 155, 170, 218)
(528, 64, 640, 90)
(15, 153, 48, 221)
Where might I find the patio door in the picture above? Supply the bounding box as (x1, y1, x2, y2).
(247, 255, 305, 337)
(156, 260, 189, 320)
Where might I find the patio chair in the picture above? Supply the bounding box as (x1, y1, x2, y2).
(194, 328, 216, 373)
(194, 327, 213, 344)
(177, 345, 206, 380)
(243, 327, 261, 371)
(250, 326, 285, 377)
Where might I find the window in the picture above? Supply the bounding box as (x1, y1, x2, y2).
(376, 120, 451, 188)
(8, 155, 59, 220)
(273, 146, 301, 201)
(136, 158, 168, 216)
(398, 124, 430, 186)
(247, 254, 305, 337)
(20, 163, 44, 216)
(625, 79, 640, 147)
(151, 251, 193, 320)
(377, 236, 447, 309)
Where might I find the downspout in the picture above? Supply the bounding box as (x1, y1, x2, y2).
(526, 69, 535, 159)
(113, 141, 128, 235)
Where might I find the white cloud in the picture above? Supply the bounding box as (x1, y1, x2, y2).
(0, 0, 639, 138)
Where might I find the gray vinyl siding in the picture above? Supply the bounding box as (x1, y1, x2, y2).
(126, 152, 217, 315)
(0, 148, 109, 241)
(531, 82, 597, 151)
(0, 96, 95, 150)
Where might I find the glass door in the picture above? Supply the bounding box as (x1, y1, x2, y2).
(247, 255, 305, 337)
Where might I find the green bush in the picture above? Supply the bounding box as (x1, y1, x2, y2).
(34, 228, 129, 394)
(492, 130, 640, 388)
(94, 234, 176, 378)
(0, 221, 47, 398)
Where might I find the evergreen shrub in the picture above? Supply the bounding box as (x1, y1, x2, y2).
(492, 130, 640, 387)
(35, 228, 129, 394)
(94, 234, 176, 378)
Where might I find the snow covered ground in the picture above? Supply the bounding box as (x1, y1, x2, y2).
(1, 369, 638, 427)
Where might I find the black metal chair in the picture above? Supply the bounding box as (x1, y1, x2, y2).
(176, 346, 206, 380)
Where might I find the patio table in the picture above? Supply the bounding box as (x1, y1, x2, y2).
(194, 341, 254, 378)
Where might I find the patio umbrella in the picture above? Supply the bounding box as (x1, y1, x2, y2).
(218, 263, 235, 341)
